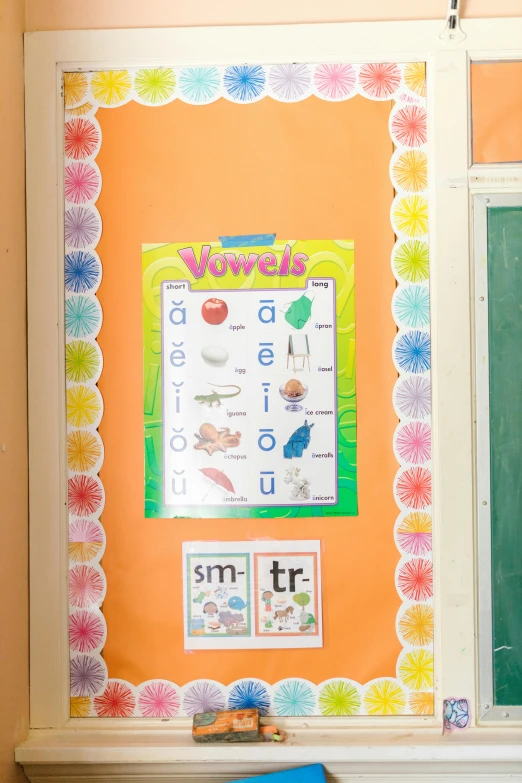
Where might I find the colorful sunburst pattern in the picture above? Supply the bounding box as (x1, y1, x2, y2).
(69, 609, 105, 653)
(64, 72, 88, 109)
(94, 680, 136, 717)
(398, 603, 434, 646)
(273, 679, 316, 716)
(65, 296, 101, 337)
(70, 655, 106, 697)
(68, 518, 104, 562)
(66, 384, 101, 427)
(68, 474, 103, 517)
(359, 62, 400, 99)
(228, 680, 271, 716)
(392, 150, 428, 192)
(364, 679, 406, 715)
(64, 118, 100, 160)
(409, 691, 434, 715)
(314, 63, 357, 100)
(90, 70, 132, 106)
(69, 564, 105, 608)
(183, 681, 225, 716)
(396, 511, 432, 555)
(224, 65, 266, 102)
(65, 340, 100, 383)
(135, 68, 176, 104)
(397, 558, 433, 601)
(393, 240, 430, 283)
(63, 61, 432, 717)
(269, 64, 312, 101)
(67, 429, 102, 473)
(318, 680, 361, 716)
(179, 67, 221, 103)
(399, 649, 434, 691)
(70, 696, 91, 717)
(138, 681, 181, 717)
(393, 195, 429, 238)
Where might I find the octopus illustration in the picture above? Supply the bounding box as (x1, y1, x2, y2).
(194, 423, 242, 456)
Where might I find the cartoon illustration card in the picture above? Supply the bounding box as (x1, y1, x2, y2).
(183, 540, 323, 649)
(143, 240, 357, 520)
(254, 551, 319, 641)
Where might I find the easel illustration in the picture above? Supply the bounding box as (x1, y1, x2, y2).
(287, 334, 311, 372)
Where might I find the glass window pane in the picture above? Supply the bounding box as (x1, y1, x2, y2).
(472, 62, 522, 164)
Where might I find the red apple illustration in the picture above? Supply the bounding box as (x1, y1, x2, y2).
(201, 297, 228, 325)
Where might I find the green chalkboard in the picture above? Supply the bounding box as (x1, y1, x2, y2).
(488, 206, 522, 706)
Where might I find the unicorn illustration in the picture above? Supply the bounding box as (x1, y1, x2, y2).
(284, 467, 311, 500)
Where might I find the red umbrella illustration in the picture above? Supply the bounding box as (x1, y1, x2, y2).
(199, 468, 236, 502)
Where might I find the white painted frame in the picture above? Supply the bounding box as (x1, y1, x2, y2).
(19, 17, 522, 782)
(474, 192, 522, 724)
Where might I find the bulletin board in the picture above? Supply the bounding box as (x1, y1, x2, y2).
(64, 63, 433, 718)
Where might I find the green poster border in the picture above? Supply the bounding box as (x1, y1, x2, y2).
(143, 240, 357, 519)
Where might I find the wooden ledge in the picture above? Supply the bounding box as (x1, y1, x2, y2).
(15, 726, 522, 782)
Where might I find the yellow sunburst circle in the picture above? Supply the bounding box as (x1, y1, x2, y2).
(364, 679, 406, 715)
(70, 696, 91, 717)
(393, 195, 429, 237)
(66, 385, 101, 428)
(67, 429, 102, 472)
(393, 150, 428, 192)
(66, 101, 95, 117)
(399, 648, 434, 691)
(135, 68, 176, 104)
(91, 70, 132, 106)
(398, 603, 434, 646)
(404, 62, 426, 97)
(64, 72, 88, 108)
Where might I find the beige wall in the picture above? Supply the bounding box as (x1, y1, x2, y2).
(24, 0, 522, 31)
(0, 0, 29, 779)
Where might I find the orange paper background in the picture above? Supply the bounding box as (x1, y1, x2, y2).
(96, 95, 400, 685)
(472, 61, 522, 164)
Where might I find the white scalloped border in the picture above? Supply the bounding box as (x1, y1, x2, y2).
(64, 63, 432, 718)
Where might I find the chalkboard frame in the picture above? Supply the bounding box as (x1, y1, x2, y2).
(475, 192, 522, 722)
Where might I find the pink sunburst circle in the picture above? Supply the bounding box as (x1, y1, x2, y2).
(64, 162, 100, 204)
(391, 105, 427, 148)
(68, 474, 103, 517)
(395, 511, 432, 555)
(395, 466, 432, 509)
(64, 118, 100, 160)
(69, 609, 105, 652)
(395, 421, 431, 464)
(69, 564, 105, 608)
(138, 680, 181, 717)
(359, 63, 400, 99)
(397, 558, 433, 601)
(314, 64, 357, 101)
(94, 680, 136, 718)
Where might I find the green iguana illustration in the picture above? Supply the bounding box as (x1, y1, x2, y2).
(194, 383, 241, 408)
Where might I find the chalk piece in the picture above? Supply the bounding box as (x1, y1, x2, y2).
(192, 708, 260, 743)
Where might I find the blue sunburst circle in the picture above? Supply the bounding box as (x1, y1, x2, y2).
(227, 679, 271, 715)
(224, 65, 266, 102)
(394, 330, 431, 374)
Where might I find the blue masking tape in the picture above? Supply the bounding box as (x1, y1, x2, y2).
(219, 233, 276, 248)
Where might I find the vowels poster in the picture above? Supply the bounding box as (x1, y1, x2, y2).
(143, 239, 356, 519)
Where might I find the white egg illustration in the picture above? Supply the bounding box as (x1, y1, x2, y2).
(201, 345, 229, 367)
